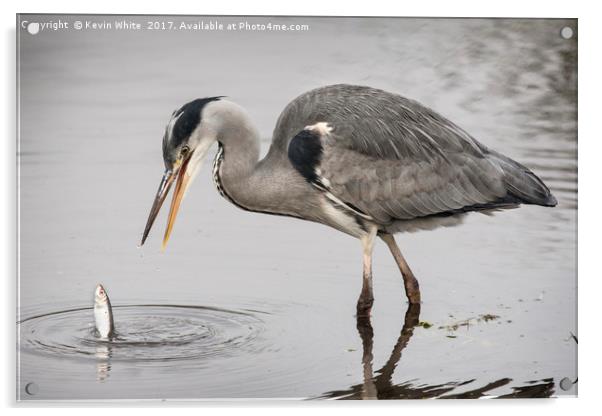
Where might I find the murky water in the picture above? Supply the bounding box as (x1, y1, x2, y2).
(17, 16, 577, 400)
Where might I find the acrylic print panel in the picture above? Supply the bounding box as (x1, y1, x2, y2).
(17, 15, 577, 400)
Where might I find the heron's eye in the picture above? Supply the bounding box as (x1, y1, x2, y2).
(180, 146, 190, 158)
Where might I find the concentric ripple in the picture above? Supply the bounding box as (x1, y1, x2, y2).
(18, 304, 266, 364)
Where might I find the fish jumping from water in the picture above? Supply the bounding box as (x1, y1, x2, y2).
(94, 284, 115, 339)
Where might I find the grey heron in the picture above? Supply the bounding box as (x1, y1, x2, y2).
(140, 84, 557, 316)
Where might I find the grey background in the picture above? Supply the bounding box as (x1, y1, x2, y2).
(17, 15, 576, 399)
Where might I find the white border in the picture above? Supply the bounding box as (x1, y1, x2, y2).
(3, 0, 599, 414)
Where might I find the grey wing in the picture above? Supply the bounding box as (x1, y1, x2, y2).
(319, 139, 509, 224)
(283, 84, 556, 224)
(273, 84, 487, 158)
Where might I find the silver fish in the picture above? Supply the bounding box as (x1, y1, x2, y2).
(94, 284, 115, 339)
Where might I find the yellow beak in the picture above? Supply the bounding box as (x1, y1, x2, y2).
(140, 154, 192, 249)
(162, 155, 192, 249)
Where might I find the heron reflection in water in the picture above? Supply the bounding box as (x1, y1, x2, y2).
(140, 84, 556, 315)
(321, 305, 556, 399)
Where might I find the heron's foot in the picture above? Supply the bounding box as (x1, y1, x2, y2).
(356, 295, 374, 317)
(403, 275, 421, 305)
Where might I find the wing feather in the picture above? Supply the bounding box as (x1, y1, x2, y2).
(282, 84, 556, 223)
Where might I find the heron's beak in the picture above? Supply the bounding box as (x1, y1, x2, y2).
(140, 139, 212, 249)
(161, 154, 193, 249)
(140, 168, 176, 247)
(140, 152, 196, 249)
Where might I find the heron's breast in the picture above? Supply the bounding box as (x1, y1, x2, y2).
(318, 196, 373, 238)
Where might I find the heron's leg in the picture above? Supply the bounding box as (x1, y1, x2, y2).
(357, 227, 377, 317)
(380, 233, 421, 304)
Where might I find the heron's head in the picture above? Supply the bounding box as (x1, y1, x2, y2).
(140, 96, 225, 249)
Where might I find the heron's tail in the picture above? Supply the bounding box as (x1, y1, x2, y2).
(488, 150, 558, 207)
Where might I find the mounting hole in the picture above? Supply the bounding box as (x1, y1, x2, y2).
(25, 382, 38, 396)
(559, 377, 574, 391)
(27, 22, 40, 35)
(560, 26, 574, 40)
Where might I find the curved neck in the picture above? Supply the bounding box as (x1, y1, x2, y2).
(209, 100, 314, 219)
(214, 135, 260, 208)
(208, 100, 261, 178)
(211, 104, 266, 211)
(218, 129, 261, 181)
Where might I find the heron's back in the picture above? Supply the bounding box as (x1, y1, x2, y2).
(273, 84, 556, 229)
